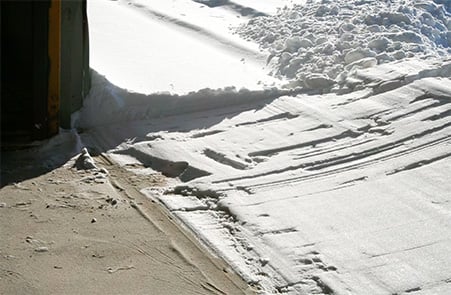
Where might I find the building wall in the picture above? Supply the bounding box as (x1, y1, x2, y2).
(1, 0, 90, 145)
(60, 0, 90, 129)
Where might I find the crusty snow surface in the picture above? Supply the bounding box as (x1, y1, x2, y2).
(80, 0, 451, 294)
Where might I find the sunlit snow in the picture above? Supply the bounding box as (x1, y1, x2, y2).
(79, 0, 451, 294)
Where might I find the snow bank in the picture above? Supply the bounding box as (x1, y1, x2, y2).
(76, 70, 302, 129)
(237, 0, 450, 91)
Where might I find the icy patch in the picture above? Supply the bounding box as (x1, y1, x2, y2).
(237, 0, 450, 91)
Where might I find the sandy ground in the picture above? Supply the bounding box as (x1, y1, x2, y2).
(0, 151, 253, 295)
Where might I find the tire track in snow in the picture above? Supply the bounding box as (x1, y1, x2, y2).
(386, 151, 451, 175)
(193, 0, 268, 17)
(96, 58, 451, 293)
(208, 80, 451, 192)
(213, 120, 450, 187)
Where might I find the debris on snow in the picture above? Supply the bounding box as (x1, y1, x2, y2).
(34, 247, 49, 253)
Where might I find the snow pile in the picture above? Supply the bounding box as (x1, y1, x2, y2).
(76, 70, 302, 129)
(75, 148, 98, 170)
(237, 0, 450, 90)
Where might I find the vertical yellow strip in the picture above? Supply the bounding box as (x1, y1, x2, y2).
(48, 0, 61, 136)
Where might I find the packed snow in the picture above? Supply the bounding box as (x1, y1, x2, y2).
(78, 0, 450, 294)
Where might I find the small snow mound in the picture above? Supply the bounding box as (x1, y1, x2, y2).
(76, 148, 98, 170)
(237, 0, 450, 91)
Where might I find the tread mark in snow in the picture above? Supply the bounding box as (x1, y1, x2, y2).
(387, 151, 451, 175)
(203, 148, 249, 170)
(235, 112, 299, 127)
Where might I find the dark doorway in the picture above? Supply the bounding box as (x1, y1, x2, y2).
(1, 1, 51, 145)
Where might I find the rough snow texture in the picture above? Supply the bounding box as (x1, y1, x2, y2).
(237, 0, 450, 90)
(83, 57, 451, 294)
(81, 0, 451, 294)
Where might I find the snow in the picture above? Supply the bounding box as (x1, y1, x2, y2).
(2, 129, 83, 171)
(236, 0, 450, 91)
(88, 0, 279, 94)
(79, 0, 451, 293)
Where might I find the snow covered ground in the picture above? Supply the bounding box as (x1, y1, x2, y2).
(88, 0, 282, 94)
(80, 0, 451, 294)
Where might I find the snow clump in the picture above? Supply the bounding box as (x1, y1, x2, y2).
(236, 0, 450, 90)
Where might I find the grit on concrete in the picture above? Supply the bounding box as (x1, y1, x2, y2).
(0, 150, 253, 295)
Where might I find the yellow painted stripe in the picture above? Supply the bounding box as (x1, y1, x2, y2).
(48, 0, 61, 136)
